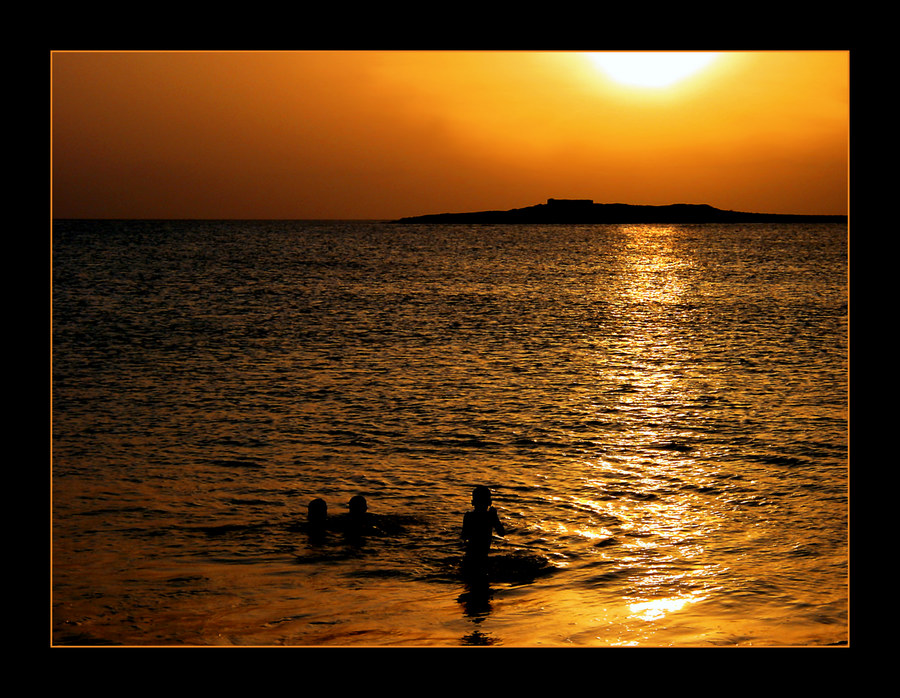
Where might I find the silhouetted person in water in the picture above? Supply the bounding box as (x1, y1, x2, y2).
(304, 497, 328, 543)
(346, 494, 372, 539)
(462, 486, 506, 567)
(306, 497, 328, 535)
(308, 498, 327, 524)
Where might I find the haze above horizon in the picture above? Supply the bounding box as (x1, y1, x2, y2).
(51, 51, 849, 220)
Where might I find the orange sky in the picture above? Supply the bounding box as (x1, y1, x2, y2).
(51, 50, 849, 220)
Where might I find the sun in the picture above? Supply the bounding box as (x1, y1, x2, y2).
(587, 52, 720, 88)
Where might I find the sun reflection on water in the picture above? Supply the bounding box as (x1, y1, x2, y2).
(627, 594, 705, 622)
(620, 225, 693, 305)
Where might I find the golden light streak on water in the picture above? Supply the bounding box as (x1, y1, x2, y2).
(628, 594, 706, 621)
(52, 220, 848, 646)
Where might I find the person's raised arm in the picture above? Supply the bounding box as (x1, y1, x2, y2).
(490, 506, 505, 537)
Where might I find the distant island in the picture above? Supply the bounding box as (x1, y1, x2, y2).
(393, 198, 847, 224)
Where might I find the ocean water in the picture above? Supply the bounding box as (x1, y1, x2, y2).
(51, 219, 848, 647)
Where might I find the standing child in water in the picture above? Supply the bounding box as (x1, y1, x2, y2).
(462, 486, 506, 562)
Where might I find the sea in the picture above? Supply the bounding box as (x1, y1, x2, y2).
(51, 219, 849, 647)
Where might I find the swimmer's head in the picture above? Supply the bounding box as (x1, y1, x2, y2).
(471, 485, 492, 509)
(349, 494, 368, 517)
(307, 498, 327, 524)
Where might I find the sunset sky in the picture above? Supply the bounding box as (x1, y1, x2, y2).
(51, 50, 849, 220)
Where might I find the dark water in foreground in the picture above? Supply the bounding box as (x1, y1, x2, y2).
(51, 219, 848, 646)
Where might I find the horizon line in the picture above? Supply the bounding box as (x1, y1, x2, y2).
(51, 204, 849, 222)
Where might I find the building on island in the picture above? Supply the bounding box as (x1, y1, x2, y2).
(546, 198, 594, 206)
